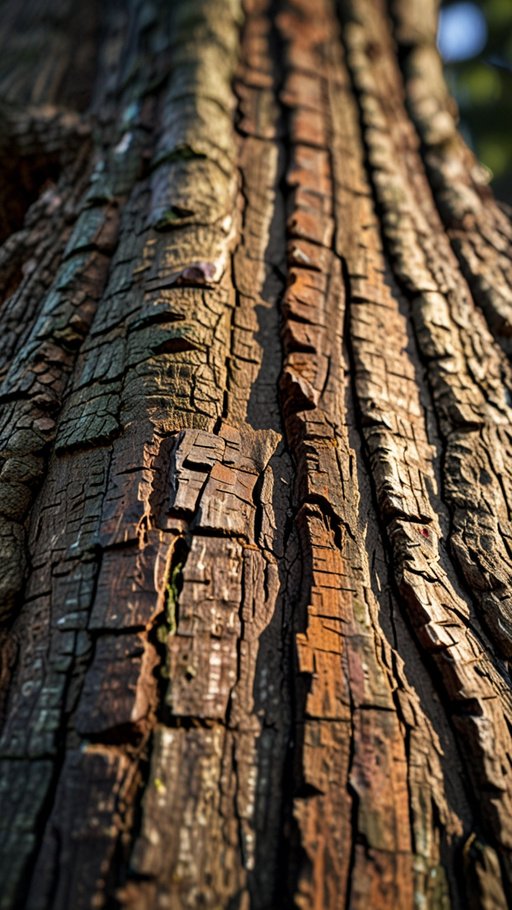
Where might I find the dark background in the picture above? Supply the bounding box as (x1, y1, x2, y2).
(440, 0, 512, 204)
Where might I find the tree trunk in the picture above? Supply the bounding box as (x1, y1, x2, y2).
(0, 0, 511, 907)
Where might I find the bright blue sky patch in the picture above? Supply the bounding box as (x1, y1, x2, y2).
(437, 2, 488, 62)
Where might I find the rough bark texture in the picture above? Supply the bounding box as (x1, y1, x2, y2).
(0, 0, 511, 908)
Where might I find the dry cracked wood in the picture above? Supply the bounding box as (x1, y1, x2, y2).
(0, 0, 511, 908)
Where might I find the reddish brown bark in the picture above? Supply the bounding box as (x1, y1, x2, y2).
(0, 1, 511, 908)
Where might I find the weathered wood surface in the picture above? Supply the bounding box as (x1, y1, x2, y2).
(0, 0, 511, 908)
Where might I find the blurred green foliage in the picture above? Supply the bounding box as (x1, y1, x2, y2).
(442, 0, 512, 202)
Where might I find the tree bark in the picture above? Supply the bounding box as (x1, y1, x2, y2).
(0, 0, 511, 907)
